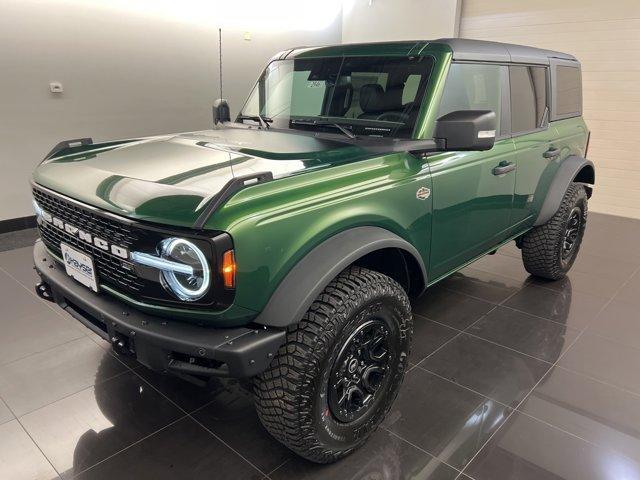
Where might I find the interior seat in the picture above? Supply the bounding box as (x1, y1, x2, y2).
(358, 83, 405, 119)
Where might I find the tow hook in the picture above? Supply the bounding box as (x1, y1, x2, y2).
(35, 281, 54, 302)
(111, 333, 135, 355)
(111, 335, 126, 349)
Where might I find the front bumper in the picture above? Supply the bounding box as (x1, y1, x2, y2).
(33, 240, 285, 379)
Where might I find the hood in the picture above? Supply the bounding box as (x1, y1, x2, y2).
(33, 128, 371, 228)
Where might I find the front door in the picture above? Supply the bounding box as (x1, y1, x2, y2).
(428, 140, 516, 280)
(428, 63, 516, 280)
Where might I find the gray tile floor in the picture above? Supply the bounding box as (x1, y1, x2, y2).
(1, 212, 639, 479)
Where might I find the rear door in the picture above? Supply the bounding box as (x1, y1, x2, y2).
(509, 64, 561, 229)
(428, 63, 516, 281)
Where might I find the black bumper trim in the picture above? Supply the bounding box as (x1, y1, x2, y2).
(33, 240, 284, 378)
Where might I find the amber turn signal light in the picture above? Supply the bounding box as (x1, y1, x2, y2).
(222, 250, 236, 289)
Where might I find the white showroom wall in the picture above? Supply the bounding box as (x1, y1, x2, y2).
(342, 0, 461, 43)
(0, 0, 343, 222)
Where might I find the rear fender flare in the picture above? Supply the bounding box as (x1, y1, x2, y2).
(254, 226, 427, 328)
(535, 156, 594, 226)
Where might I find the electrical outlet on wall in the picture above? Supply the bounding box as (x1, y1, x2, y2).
(244, 31, 252, 41)
(49, 82, 63, 93)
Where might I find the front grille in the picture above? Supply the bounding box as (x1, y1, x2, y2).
(33, 187, 145, 294)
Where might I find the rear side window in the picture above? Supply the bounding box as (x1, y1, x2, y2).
(555, 66, 581, 117)
(510, 65, 548, 134)
(438, 63, 505, 136)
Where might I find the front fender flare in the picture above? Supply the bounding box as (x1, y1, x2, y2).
(254, 226, 427, 328)
(535, 155, 594, 226)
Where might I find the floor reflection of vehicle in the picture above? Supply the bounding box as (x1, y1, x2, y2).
(69, 366, 257, 477)
(445, 268, 572, 367)
(69, 360, 170, 475)
(531, 277, 571, 362)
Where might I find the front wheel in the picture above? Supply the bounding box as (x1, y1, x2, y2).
(253, 266, 412, 463)
(521, 182, 588, 280)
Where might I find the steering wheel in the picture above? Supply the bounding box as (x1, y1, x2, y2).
(375, 111, 409, 123)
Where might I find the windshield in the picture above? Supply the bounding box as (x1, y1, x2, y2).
(239, 55, 434, 138)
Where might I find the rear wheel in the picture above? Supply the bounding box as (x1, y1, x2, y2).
(521, 182, 588, 280)
(253, 266, 412, 463)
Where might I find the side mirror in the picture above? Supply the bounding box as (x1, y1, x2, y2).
(434, 110, 496, 151)
(212, 99, 231, 125)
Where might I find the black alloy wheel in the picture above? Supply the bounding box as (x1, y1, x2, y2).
(561, 206, 582, 265)
(328, 319, 394, 423)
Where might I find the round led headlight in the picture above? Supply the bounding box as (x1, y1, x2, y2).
(159, 238, 210, 301)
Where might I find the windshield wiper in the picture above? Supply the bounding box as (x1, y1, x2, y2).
(290, 119, 356, 139)
(237, 114, 272, 129)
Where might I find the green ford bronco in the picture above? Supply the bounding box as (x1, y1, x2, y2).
(32, 39, 593, 462)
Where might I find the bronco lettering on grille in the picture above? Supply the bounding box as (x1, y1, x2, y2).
(37, 208, 130, 260)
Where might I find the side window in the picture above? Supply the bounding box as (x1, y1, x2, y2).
(510, 65, 548, 134)
(438, 63, 504, 136)
(554, 66, 581, 118)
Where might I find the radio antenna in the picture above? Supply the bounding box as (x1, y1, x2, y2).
(218, 27, 223, 100)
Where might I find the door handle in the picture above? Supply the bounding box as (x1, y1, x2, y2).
(543, 147, 560, 159)
(492, 162, 516, 176)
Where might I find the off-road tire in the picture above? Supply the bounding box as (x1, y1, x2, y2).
(521, 182, 588, 280)
(253, 266, 412, 463)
